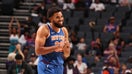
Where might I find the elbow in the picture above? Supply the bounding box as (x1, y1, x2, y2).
(64, 54, 70, 59)
(35, 47, 45, 56)
(65, 55, 70, 59)
(35, 46, 47, 56)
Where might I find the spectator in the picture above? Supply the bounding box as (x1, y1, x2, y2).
(23, 31, 31, 42)
(31, 2, 47, 27)
(91, 37, 103, 56)
(28, 53, 37, 66)
(128, 0, 132, 5)
(7, 43, 25, 65)
(63, 0, 75, 11)
(74, 53, 88, 74)
(70, 31, 79, 45)
(21, 16, 37, 35)
(38, 16, 48, 26)
(69, 38, 75, 55)
(25, 16, 36, 28)
(86, 51, 99, 68)
(28, 53, 37, 74)
(26, 32, 36, 48)
(110, 0, 118, 5)
(19, 34, 27, 48)
(103, 16, 120, 34)
(8, 16, 21, 53)
(21, 16, 32, 34)
(84, 0, 92, 8)
(57, 0, 65, 8)
(20, 26, 26, 37)
(119, 0, 132, 6)
(119, 64, 128, 74)
(103, 42, 120, 74)
(6, 52, 16, 70)
(20, 32, 35, 56)
(112, 32, 125, 56)
(125, 69, 132, 74)
(15, 43, 25, 60)
(26, 32, 36, 55)
(33, 2, 47, 17)
(63, 56, 80, 74)
(101, 66, 110, 74)
(127, 56, 132, 63)
(22, 46, 30, 62)
(76, 37, 87, 52)
(104, 43, 118, 62)
(89, 0, 105, 12)
(113, 32, 125, 47)
(72, 0, 79, 4)
(7, 54, 33, 74)
(127, 34, 132, 47)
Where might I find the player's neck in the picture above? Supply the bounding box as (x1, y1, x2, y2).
(50, 23, 60, 33)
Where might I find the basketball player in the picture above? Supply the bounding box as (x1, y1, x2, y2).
(35, 6, 71, 74)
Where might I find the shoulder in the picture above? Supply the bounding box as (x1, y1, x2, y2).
(62, 27, 69, 37)
(62, 27, 68, 33)
(36, 24, 49, 37)
(62, 27, 67, 31)
(37, 24, 48, 32)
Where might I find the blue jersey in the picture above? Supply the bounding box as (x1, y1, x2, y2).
(39, 23, 65, 65)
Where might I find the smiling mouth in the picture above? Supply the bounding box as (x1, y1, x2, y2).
(59, 21, 63, 24)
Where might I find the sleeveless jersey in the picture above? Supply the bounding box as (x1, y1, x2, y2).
(39, 23, 65, 65)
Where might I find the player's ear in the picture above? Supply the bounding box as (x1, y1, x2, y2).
(48, 17, 52, 22)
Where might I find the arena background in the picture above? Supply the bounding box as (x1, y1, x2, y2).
(0, 0, 132, 74)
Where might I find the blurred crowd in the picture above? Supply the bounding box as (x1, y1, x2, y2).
(1, 0, 132, 74)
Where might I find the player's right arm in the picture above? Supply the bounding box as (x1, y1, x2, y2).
(35, 25, 59, 56)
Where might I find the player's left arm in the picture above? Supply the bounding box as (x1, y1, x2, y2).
(62, 27, 71, 59)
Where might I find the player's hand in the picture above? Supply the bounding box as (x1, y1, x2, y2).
(54, 41, 65, 52)
(63, 41, 70, 50)
(54, 45, 63, 52)
(63, 41, 70, 58)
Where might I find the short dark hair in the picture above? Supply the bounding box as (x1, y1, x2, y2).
(47, 6, 62, 18)
(15, 54, 23, 60)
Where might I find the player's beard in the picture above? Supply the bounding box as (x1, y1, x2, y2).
(53, 21, 63, 28)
